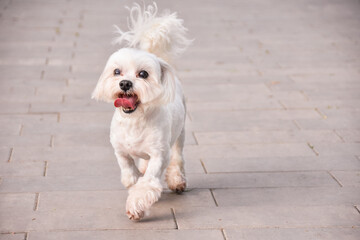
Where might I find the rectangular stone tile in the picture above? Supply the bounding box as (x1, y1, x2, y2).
(191, 109, 321, 122)
(187, 171, 338, 189)
(28, 229, 224, 240)
(313, 143, 360, 156)
(187, 117, 297, 132)
(21, 122, 109, 135)
(194, 130, 342, 145)
(0, 193, 36, 211)
(12, 146, 114, 162)
(213, 187, 360, 207)
(183, 83, 271, 102)
(0, 233, 26, 240)
(296, 118, 360, 130)
(1, 208, 175, 232)
(0, 135, 51, 147)
(331, 171, 360, 187)
(0, 113, 58, 127)
(281, 99, 360, 110)
(29, 101, 114, 113)
(0, 121, 20, 135)
(59, 112, 113, 125)
(225, 228, 360, 240)
(46, 159, 119, 176)
(0, 162, 45, 176)
(0, 102, 29, 113)
(175, 206, 360, 229)
(38, 189, 214, 211)
(184, 143, 315, 159)
(0, 175, 124, 193)
(186, 98, 282, 111)
(202, 156, 360, 173)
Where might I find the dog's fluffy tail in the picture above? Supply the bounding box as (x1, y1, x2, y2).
(113, 2, 192, 62)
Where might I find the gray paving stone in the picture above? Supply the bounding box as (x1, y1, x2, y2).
(28, 229, 224, 240)
(225, 228, 360, 240)
(213, 187, 360, 207)
(0, 162, 45, 176)
(0, 175, 124, 193)
(0, 233, 26, 240)
(194, 130, 341, 145)
(187, 171, 338, 189)
(0, 135, 51, 147)
(202, 156, 360, 173)
(313, 143, 360, 156)
(175, 206, 360, 229)
(1, 207, 175, 232)
(12, 146, 114, 162)
(184, 143, 315, 159)
(0, 193, 35, 211)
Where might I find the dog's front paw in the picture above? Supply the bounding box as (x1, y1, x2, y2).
(166, 166, 186, 193)
(121, 169, 140, 188)
(125, 177, 162, 220)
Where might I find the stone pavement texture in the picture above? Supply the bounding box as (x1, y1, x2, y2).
(0, 0, 360, 239)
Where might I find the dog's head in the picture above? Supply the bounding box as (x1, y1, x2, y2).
(92, 48, 175, 114)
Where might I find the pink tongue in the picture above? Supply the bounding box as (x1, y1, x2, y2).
(114, 96, 137, 109)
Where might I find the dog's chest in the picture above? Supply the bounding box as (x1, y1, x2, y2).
(110, 118, 152, 159)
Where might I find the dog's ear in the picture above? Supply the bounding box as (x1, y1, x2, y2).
(91, 65, 112, 102)
(158, 58, 176, 104)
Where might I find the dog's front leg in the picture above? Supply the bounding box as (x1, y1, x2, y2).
(115, 151, 141, 188)
(125, 150, 169, 220)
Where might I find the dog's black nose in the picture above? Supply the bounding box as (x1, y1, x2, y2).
(119, 80, 133, 91)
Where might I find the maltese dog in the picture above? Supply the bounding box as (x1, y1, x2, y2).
(92, 3, 192, 220)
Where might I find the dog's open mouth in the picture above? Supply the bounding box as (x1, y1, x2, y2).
(114, 92, 140, 114)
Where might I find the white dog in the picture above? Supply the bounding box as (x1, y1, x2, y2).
(92, 3, 191, 220)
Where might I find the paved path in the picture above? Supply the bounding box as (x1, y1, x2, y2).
(1, 0, 360, 239)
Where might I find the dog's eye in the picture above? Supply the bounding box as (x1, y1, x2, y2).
(114, 68, 121, 75)
(138, 70, 149, 79)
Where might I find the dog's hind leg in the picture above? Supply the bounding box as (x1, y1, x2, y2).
(165, 128, 187, 193)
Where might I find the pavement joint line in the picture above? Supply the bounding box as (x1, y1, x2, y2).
(209, 189, 219, 207)
(307, 142, 319, 156)
(191, 132, 199, 145)
(355, 206, 360, 215)
(221, 228, 228, 240)
(33, 193, 40, 211)
(18, 124, 23, 136)
(50, 135, 55, 148)
(278, 100, 287, 110)
(299, 90, 309, 101)
(170, 208, 178, 229)
(27, 103, 31, 113)
(333, 130, 345, 142)
(43, 161, 48, 176)
(327, 171, 343, 187)
(7, 147, 14, 162)
(315, 108, 327, 119)
(199, 159, 207, 174)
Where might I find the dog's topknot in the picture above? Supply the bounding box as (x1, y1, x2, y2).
(113, 2, 192, 62)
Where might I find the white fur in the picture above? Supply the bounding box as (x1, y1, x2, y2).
(92, 3, 191, 220)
